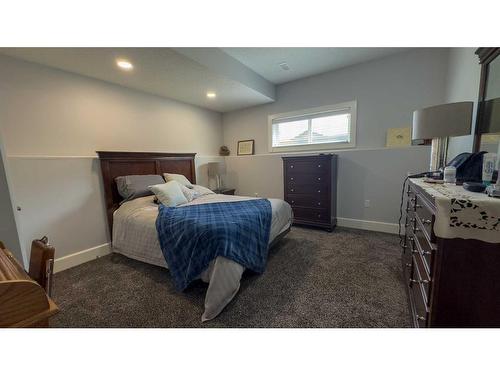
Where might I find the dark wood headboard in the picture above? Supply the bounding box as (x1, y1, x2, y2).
(96, 151, 196, 235)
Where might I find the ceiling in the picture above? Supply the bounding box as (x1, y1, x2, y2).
(0, 47, 411, 112)
(0, 48, 274, 113)
(222, 48, 410, 84)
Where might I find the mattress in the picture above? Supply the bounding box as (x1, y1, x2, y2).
(112, 193, 293, 320)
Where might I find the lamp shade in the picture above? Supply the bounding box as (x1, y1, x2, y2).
(207, 162, 226, 177)
(412, 101, 473, 140)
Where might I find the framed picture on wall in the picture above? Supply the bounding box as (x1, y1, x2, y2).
(237, 139, 255, 155)
(386, 127, 411, 148)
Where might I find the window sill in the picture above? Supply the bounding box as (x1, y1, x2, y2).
(269, 142, 356, 153)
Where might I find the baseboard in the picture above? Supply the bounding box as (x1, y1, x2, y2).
(337, 217, 399, 234)
(54, 243, 111, 273)
(51, 219, 396, 273)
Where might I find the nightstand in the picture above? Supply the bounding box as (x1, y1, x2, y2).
(213, 188, 235, 195)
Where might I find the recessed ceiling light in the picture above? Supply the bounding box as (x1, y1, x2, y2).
(279, 62, 290, 71)
(116, 59, 133, 71)
(206, 92, 216, 99)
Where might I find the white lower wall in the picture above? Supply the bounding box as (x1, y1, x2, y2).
(0, 144, 22, 262)
(225, 146, 430, 228)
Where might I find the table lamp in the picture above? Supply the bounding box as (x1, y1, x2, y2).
(412, 101, 473, 172)
(207, 162, 226, 190)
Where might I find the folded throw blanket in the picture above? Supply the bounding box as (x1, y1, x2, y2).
(156, 199, 272, 291)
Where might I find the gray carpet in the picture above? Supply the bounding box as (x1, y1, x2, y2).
(51, 227, 411, 327)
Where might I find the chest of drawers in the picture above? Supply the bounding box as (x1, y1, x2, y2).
(282, 154, 337, 231)
(403, 179, 500, 327)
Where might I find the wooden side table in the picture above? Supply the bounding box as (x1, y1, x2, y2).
(213, 188, 236, 195)
(0, 246, 59, 327)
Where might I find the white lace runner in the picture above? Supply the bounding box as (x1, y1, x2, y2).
(410, 179, 500, 243)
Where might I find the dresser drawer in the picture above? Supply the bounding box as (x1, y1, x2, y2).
(286, 194, 327, 208)
(409, 271, 429, 328)
(286, 172, 327, 185)
(286, 182, 328, 195)
(292, 207, 329, 223)
(413, 194, 436, 243)
(411, 252, 431, 305)
(413, 219, 436, 277)
(285, 159, 330, 175)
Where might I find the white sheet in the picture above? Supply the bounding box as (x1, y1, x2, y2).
(112, 194, 292, 321)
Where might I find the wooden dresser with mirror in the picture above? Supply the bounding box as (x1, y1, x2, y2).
(402, 47, 500, 327)
(474, 47, 500, 156)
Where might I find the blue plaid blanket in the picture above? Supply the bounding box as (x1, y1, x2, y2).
(156, 199, 272, 291)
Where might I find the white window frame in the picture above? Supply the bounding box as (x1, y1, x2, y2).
(268, 100, 357, 153)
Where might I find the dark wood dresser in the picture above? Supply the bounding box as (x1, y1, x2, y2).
(403, 179, 500, 327)
(282, 154, 337, 231)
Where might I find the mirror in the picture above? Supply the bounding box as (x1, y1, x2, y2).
(477, 48, 500, 168)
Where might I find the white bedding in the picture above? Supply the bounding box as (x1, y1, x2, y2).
(112, 193, 292, 321)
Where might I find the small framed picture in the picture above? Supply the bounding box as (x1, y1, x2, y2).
(237, 139, 255, 155)
(386, 127, 411, 148)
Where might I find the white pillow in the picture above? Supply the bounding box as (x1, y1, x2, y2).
(192, 184, 215, 196)
(163, 173, 193, 188)
(179, 184, 199, 202)
(149, 181, 188, 207)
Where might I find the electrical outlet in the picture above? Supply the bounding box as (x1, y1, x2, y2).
(364, 200, 371, 208)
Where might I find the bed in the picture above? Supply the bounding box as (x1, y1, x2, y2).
(96, 151, 292, 321)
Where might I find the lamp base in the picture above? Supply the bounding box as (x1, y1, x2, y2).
(429, 137, 449, 172)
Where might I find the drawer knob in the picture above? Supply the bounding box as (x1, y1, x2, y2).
(318, 164, 321, 168)
(317, 214, 321, 218)
(317, 202, 321, 206)
(290, 165, 294, 168)
(291, 189, 294, 192)
(291, 200, 295, 204)
(290, 177, 294, 181)
(317, 177, 321, 181)
(317, 190, 321, 193)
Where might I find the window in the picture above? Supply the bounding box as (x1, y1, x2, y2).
(268, 101, 356, 152)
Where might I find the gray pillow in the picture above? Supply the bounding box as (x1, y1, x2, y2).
(115, 174, 165, 202)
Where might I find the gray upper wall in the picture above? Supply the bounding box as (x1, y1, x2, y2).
(220, 48, 451, 227)
(222, 48, 450, 154)
(0, 54, 223, 157)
